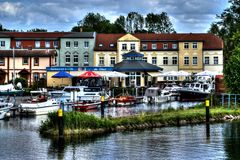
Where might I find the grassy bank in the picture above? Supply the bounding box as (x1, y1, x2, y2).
(39, 105, 240, 137)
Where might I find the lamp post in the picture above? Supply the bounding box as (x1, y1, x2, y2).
(13, 47, 15, 85)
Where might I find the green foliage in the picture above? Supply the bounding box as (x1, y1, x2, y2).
(27, 28, 47, 32)
(14, 77, 28, 88)
(224, 46, 240, 93)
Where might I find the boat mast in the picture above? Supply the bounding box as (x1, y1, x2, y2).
(13, 47, 15, 85)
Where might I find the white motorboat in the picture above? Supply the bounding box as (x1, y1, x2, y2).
(49, 86, 109, 103)
(163, 83, 182, 96)
(143, 87, 171, 104)
(0, 98, 14, 119)
(19, 98, 60, 115)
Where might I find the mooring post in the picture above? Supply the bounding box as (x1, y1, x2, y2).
(205, 99, 210, 138)
(58, 108, 64, 138)
(101, 95, 105, 118)
(221, 94, 224, 107)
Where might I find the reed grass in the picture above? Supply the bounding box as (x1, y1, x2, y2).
(39, 105, 240, 136)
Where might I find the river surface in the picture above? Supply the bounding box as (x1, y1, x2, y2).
(0, 102, 240, 160)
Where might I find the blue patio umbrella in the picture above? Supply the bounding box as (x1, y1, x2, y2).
(52, 70, 73, 78)
(52, 71, 73, 86)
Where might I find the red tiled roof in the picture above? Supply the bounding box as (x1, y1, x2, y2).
(0, 49, 56, 57)
(95, 33, 125, 51)
(95, 33, 223, 51)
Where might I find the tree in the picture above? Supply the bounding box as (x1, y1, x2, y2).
(126, 12, 144, 33)
(223, 31, 240, 93)
(208, 0, 240, 62)
(114, 15, 126, 33)
(27, 28, 47, 32)
(145, 12, 175, 33)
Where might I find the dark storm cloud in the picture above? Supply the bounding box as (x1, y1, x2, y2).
(0, 0, 228, 32)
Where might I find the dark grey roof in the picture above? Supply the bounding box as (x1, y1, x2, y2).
(122, 51, 144, 58)
(0, 49, 56, 57)
(62, 32, 95, 38)
(114, 60, 162, 72)
(0, 32, 11, 38)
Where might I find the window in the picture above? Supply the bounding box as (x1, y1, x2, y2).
(184, 57, 189, 65)
(152, 43, 157, 50)
(110, 43, 114, 47)
(73, 54, 78, 63)
(204, 57, 209, 64)
(142, 43, 147, 50)
(16, 41, 21, 48)
(172, 57, 178, 65)
(184, 42, 189, 49)
(163, 57, 168, 65)
(65, 53, 70, 66)
(0, 57, 5, 66)
(84, 54, 89, 65)
(34, 57, 39, 66)
(163, 43, 168, 49)
(172, 43, 177, 49)
(45, 41, 50, 48)
(110, 57, 116, 65)
(142, 57, 147, 62)
(33, 73, 40, 81)
(99, 44, 103, 47)
(122, 44, 127, 50)
(214, 56, 218, 64)
(66, 41, 70, 48)
(22, 57, 28, 65)
(84, 41, 89, 48)
(35, 41, 40, 48)
(53, 41, 59, 48)
(99, 57, 104, 66)
(193, 57, 198, 65)
(152, 57, 157, 65)
(74, 41, 78, 48)
(193, 42, 197, 49)
(130, 44, 135, 50)
(0, 41, 5, 47)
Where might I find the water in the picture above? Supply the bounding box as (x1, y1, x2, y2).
(0, 103, 240, 160)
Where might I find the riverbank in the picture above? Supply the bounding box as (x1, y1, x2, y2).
(39, 104, 240, 137)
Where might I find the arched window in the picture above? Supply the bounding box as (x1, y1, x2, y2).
(65, 52, 71, 66)
(73, 52, 79, 66)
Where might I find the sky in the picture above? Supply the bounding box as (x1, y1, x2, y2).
(0, 0, 229, 33)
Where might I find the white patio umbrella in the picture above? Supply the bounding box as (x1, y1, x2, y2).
(157, 71, 179, 77)
(104, 71, 128, 78)
(177, 70, 191, 76)
(195, 70, 218, 76)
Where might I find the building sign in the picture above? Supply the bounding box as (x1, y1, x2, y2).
(46, 67, 78, 71)
(79, 67, 113, 71)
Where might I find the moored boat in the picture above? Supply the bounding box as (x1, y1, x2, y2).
(143, 87, 171, 104)
(109, 94, 136, 106)
(19, 99, 60, 115)
(0, 98, 14, 119)
(73, 101, 101, 111)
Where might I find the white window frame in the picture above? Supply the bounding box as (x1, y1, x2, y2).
(130, 44, 135, 50)
(16, 41, 21, 48)
(163, 43, 168, 49)
(45, 41, 50, 48)
(184, 57, 189, 65)
(110, 57, 116, 65)
(74, 41, 78, 48)
(66, 41, 70, 48)
(35, 41, 40, 48)
(184, 42, 189, 49)
(0, 57, 5, 65)
(53, 41, 59, 48)
(34, 57, 39, 66)
(122, 44, 127, 50)
(163, 57, 168, 65)
(99, 57, 104, 66)
(172, 43, 177, 49)
(193, 42, 198, 49)
(193, 56, 198, 65)
(143, 57, 147, 62)
(152, 57, 157, 65)
(172, 57, 178, 65)
(142, 43, 147, 50)
(204, 57, 210, 64)
(84, 54, 89, 64)
(214, 56, 219, 64)
(152, 43, 157, 50)
(0, 41, 5, 47)
(84, 41, 89, 48)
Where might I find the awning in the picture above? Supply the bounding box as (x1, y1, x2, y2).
(69, 71, 111, 77)
(147, 72, 161, 77)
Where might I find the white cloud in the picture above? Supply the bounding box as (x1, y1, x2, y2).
(0, 2, 21, 16)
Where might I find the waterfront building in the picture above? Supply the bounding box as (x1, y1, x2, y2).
(94, 33, 223, 82)
(59, 32, 96, 67)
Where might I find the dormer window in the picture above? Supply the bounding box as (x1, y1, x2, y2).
(110, 43, 114, 47)
(163, 43, 168, 49)
(99, 44, 103, 47)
